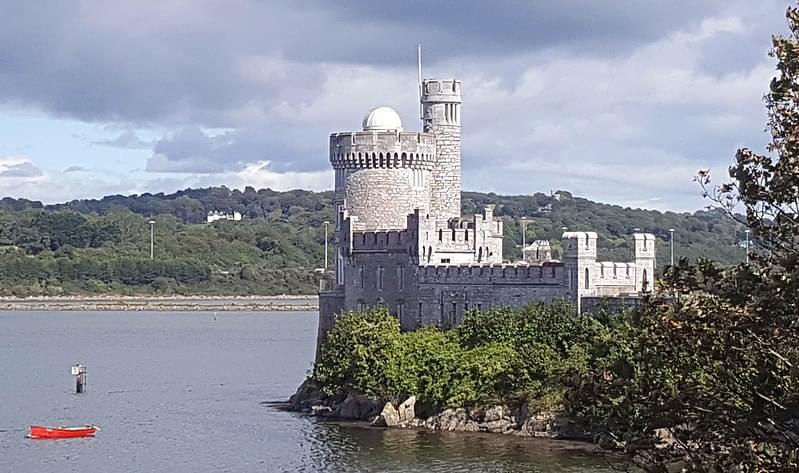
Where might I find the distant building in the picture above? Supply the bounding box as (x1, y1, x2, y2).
(206, 211, 242, 223)
(317, 76, 655, 354)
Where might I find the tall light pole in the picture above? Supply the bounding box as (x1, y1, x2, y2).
(669, 228, 675, 266)
(744, 229, 750, 264)
(148, 220, 155, 260)
(323, 221, 331, 271)
(520, 217, 528, 249)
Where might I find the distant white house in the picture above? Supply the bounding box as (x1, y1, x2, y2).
(206, 211, 242, 223)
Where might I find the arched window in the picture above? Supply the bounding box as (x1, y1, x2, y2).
(584, 268, 589, 289)
(642, 269, 649, 292)
(427, 246, 432, 263)
(451, 228, 456, 241)
(464, 230, 469, 241)
(438, 229, 443, 241)
(477, 247, 483, 262)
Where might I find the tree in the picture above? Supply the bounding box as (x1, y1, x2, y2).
(597, 6, 799, 472)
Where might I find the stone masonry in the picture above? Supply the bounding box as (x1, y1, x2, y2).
(317, 77, 655, 353)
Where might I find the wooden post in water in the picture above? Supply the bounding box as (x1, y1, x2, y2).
(72, 364, 87, 393)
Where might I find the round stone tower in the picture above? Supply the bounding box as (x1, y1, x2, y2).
(421, 79, 462, 221)
(331, 107, 436, 231)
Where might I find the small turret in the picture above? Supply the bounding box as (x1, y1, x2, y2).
(633, 233, 656, 292)
(561, 231, 597, 259)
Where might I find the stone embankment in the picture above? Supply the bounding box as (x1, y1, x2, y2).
(0, 295, 319, 311)
(287, 379, 595, 441)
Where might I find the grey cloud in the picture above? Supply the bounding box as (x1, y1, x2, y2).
(64, 165, 87, 173)
(0, 0, 792, 210)
(93, 131, 151, 149)
(0, 162, 44, 178)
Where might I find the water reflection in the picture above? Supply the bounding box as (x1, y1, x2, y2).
(302, 420, 612, 473)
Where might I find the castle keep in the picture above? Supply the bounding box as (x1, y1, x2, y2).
(319, 77, 654, 344)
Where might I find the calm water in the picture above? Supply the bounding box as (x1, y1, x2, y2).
(0, 311, 611, 472)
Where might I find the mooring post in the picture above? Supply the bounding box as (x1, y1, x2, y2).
(72, 364, 87, 393)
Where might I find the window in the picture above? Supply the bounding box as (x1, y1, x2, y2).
(397, 266, 404, 290)
(377, 266, 384, 290)
(585, 268, 589, 289)
(464, 230, 469, 241)
(441, 258, 451, 264)
(396, 302, 404, 319)
(613, 266, 617, 278)
(359, 267, 364, 288)
(600, 265, 604, 278)
(427, 246, 432, 263)
(642, 269, 649, 292)
(438, 229, 443, 241)
(477, 247, 483, 262)
(451, 228, 456, 241)
(417, 302, 423, 325)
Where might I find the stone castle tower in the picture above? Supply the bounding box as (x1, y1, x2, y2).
(317, 75, 656, 357)
(421, 79, 462, 221)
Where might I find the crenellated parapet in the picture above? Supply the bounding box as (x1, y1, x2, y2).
(329, 132, 436, 170)
(417, 262, 564, 285)
(348, 229, 417, 254)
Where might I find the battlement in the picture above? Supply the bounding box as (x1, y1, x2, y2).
(421, 79, 462, 103)
(349, 228, 417, 253)
(633, 233, 657, 258)
(593, 262, 637, 284)
(561, 231, 598, 258)
(418, 262, 564, 285)
(329, 132, 436, 170)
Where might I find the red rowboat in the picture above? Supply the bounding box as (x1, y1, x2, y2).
(28, 425, 98, 439)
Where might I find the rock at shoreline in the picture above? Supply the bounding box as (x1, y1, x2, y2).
(372, 402, 401, 427)
(333, 392, 382, 420)
(397, 396, 416, 424)
(286, 383, 595, 444)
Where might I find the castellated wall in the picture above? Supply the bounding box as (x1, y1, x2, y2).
(412, 206, 504, 265)
(415, 263, 570, 328)
(330, 131, 436, 231)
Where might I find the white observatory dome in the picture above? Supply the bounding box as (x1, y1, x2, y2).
(362, 106, 403, 131)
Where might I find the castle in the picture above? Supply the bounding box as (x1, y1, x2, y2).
(318, 77, 654, 345)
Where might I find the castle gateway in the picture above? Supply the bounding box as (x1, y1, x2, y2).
(318, 77, 654, 346)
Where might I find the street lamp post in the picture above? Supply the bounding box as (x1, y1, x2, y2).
(745, 229, 750, 264)
(669, 228, 675, 266)
(323, 221, 331, 271)
(148, 220, 155, 260)
(520, 217, 527, 249)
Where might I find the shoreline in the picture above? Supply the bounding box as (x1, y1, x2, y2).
(0, 295, 319, 312)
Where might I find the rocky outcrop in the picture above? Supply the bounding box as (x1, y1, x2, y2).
(286, 381, 595, 442)
(372, 395, 416, 427)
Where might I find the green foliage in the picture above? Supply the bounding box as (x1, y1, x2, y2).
(312, 302, 625, 411)
(0, 182, 748, 296)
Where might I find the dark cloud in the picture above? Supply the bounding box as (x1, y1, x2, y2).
(0, 161, 44, 178)
(0, 0, 791, 209)
(63, 165, 87, 173)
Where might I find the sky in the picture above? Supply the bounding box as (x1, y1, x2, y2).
(0, 0, 791, 211)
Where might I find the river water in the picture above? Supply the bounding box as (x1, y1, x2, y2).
(0, 311, 612, 472)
